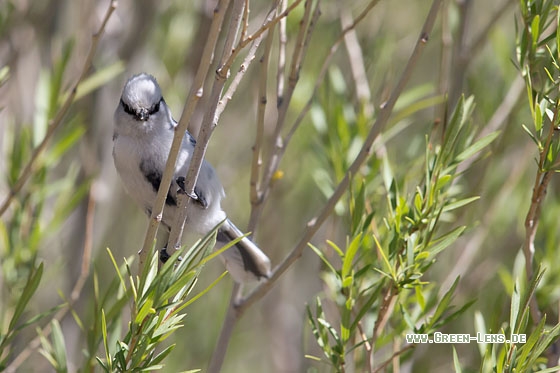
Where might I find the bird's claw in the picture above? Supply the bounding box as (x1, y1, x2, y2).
(176, 177, 201, 201)
(160, 248, 182, 263)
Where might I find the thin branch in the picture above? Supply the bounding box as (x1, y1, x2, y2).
(238, 0, 443, 314)
(435, 0, 451, 126)
(339, 1, 373, 116)
(373, 285, 397, 339)
(0, 0, 117, 217)
(138, 0, 231, 270)
(248, 16, 276, 232)
(249, 0, 381, 229)
(356, 321, 373, 372)
(215, 2, 278, 119)
(249, 0, 321, 226)
(523, 101, 559, 322)
(448, 0, 472, 109)
(276, 0, 288, 105)
(221, 0, 305, 73)
(241, 0, 250, 41)
(207, 3, 297, 372)
(167, 0, 247, 251)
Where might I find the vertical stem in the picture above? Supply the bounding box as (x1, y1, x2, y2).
(523, 99, 559, 323)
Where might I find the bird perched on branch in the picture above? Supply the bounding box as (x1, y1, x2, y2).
(112, 73, 271, 283)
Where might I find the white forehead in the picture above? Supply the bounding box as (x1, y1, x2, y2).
(121, 73, 162, 107)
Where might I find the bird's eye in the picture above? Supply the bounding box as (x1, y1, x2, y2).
(149, 98, 163, 115)
(121, 99, 135, 116)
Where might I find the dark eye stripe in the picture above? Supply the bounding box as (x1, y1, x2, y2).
(121, 97, 164, 118)
(120, 99, 135, 115)
(148, 98, 163, 115)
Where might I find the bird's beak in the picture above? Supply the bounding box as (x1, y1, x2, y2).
(136, 108, 149, 121)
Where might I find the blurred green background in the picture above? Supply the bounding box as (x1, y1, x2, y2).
(2, 0, 560, 372)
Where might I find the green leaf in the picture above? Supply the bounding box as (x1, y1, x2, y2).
(426, 226, 466, 259)
(73, 61, 125, 101)
(521, 123, 541, 147)
(8, 262, 43, 331)
(373, 234, 396, 280)
(429, 277, 459, 328)
(441, 196, 480, 213)
(50, 320, 68, 372)
(326, 240, 344, 258)
(341, 233, 362, 283)
(100, 310, 111, 372)
(180, 271, 227, 311)
(136, 298, 155, 324)
(308, 243, 339, 276)
(453, 346, 462, 373)
(415, 285, 426, 310)
(516, 315, 545, 365)
(455, 131, 500, 163)
(474, 311, 487, 358)
(531, 15, 540, 47)
(435, 174, 452, 190)
(510, 280, 520, 333)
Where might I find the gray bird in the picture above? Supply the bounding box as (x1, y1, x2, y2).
(112, 73, 271, 283)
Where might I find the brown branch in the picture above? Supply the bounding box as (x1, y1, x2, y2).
(356, 321, 373, 372)
(248, 16, 276, 232)
(138, 0, 231, 270)
(523, 98, 559, 323)
(166, 0, 246, 252)
(221, 0, 305, 73)
(373, 285, 398, 339)
(276, 0, 288, 105)
(215, 2, 277, 119)
(0, 0, 117, 217)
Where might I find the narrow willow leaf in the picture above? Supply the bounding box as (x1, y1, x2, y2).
(531, 15, 540, 47)
(179, 271, 228, 311)
(326, 240, 344, 257)
(510, 281, 520, 333)
(426, 226, 465, 259)
(441, 196, 480, 213)
(373, 234, 396, 280)
(516, 315, 545, 365)
(9, 263, 43, 331)
(50, 320, 68, 372)
(101, 310, 111, 372)
(341, 233, 362, 282)
(455, 132, 500, 163)
(474, 311, 487, 358)
(521, 124, 540, 147)
(429, 277, 459, 328)
(308, 242, 339, 277)
(453, 346, 462, 373)
(535, 101, 543, 132)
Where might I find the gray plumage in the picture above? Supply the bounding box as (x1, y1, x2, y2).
(113, 73, 271, 283)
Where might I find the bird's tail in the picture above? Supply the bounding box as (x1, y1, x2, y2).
(217, 219, 271, 283)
